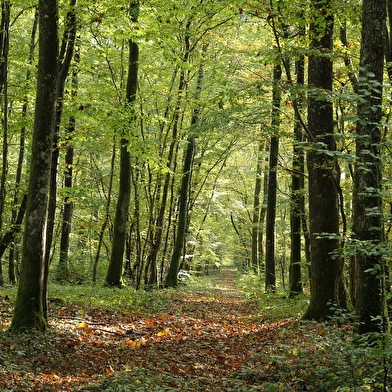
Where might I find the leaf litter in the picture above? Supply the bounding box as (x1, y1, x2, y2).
(0, 269, 351, 391)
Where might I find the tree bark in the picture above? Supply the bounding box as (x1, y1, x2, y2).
(251, 139, 264, 274)
(303, 0, 342, 320)
(0, 0, 10, 285)
(265, 62, 282, 292)
(45, 0, 77, 275)
(57, 44, 79, 281)
(289, 55, 305, 297)
(10, 0, 59, 333)
(353, 0, 386, 335)
(105, 1, 139, 287)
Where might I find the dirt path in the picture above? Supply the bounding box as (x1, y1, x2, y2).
(0, 268, 309, 391)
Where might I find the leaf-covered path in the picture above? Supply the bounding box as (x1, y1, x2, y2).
(0, 268, 345, 391)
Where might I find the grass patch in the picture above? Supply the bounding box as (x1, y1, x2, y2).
(235, 272, 309, 321)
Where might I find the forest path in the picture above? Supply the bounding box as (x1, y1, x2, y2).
(0, 268, 313, 391)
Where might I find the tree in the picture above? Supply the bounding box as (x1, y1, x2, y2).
(0, 0, 9, 286)
(8, 8, 38, 285)
(165, 44, 206, 288)
(105, 1, 139, 287)
(10, 0, 59, 332)
(353, 0, 386, 335)
(46, 0, 78, 283)
(289, 52, 305, 297)
(303, 0, 343, 320)
(265, 62, 282, 292)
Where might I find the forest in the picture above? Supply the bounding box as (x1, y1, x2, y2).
(0, 0, 392, 390)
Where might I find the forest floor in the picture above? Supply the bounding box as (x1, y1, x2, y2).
(0, 268, 379, 391)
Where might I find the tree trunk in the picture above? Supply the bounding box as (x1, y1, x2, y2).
(0, 0, 9, 286)
(57, 45, 79, 280)
(265, 62, 282, 292)
(165, 44, 206, 288)
(105, 1, 139, 287)
(57, 117, 75, 279)
(10, 0, 59, 333)
(45, 0, 77, 275)
(251, 139, 264, 274)
(165, 137, 195, 287)
(303, 0, 342, 320)
(92, 143, 116, 282)
(8, 8, 38, 285)
(353, 0, 386, 335)
(289, 56, 305, 297)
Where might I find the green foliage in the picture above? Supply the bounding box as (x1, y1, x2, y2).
(236, 272, 309, 320)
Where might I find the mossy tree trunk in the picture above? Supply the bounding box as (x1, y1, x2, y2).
(10, 0, 59, 333)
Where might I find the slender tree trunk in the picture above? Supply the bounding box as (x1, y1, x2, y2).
(92, 143, 116, 282)
(165, 45, 206, 288)
(8, 8, 38, 285)
(57, 113, 76, 279)
(251, 139, 264, 274)
(353, 0, 386, 335)
(10, 0, 59, 333)
(105, 1, 139, 287)
(289, 55, 305, 297)
(303, 0, 342, 320)
(165, 137, 196, 287)
(265, 62, 282, 292)
(44, 0, 77, 272)
(0, 0, 10, 285)
(57, 44, 79, 280)
(0, 194, 27, 259)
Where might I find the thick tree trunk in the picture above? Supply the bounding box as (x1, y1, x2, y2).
(10, 0, 59, 333)
(353, 0, 386, 335)
(105, 2, 139, 287)
(303, 0, 342, 320)
(265, 63, 282, 292)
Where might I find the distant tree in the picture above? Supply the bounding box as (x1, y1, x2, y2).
(353, 0, 386, 334)
(10, 0, 59, 332)
(165, 44, 205, 288)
